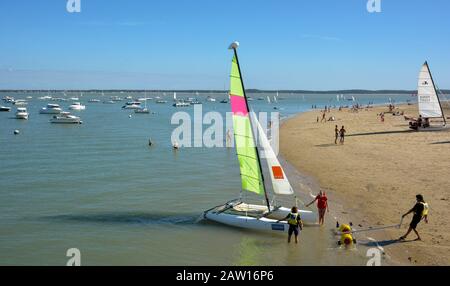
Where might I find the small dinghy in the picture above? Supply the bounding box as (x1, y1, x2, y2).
(204, 42, 316, 232)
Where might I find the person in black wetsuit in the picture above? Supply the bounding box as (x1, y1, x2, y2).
(399, 194, 428, 241)
(278, 206, 303, 244)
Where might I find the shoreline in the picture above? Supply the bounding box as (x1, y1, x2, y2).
(280, 104, 450, 265)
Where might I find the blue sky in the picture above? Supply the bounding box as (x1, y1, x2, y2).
(0, 0, 449, 90)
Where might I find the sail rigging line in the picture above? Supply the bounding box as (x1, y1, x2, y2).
(336, 217, 404, 236)
(231, 46, 271, 212)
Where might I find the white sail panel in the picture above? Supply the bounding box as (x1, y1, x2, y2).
(418, 63, 442, 118)
(250, 112, 294, 195)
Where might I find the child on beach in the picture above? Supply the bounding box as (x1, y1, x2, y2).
(306, 191, 329, 225)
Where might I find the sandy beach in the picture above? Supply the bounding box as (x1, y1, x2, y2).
(280, 103, 450, 265)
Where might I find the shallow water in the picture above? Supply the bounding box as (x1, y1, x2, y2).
(0, 91, 411, 265)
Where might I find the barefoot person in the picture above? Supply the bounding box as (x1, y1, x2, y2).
(399, 194, 429, 241)
(339, 126, 346, 144)
(306, 191, 329, 225)
(278, 206, 303, 244)
(334, 125, 339, 144)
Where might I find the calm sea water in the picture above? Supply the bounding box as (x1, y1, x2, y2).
(0, 92, 412, 265)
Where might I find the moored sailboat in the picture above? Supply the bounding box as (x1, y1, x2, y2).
(204, 42, 316, 232)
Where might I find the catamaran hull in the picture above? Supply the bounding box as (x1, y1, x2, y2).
(204, 210, 316, 233)
(204, 204, 317, 233)
(204, 211, 291, 233)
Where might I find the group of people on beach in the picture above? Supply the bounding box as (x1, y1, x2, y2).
(334, 125, 346, 144)
(409, 115, 430, 130)
(278, 191, 329, 243)
(278, 192, 429, 245)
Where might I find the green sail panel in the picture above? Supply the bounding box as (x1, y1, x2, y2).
(230, 55, 264, 195)
(230, 56, 244, 97)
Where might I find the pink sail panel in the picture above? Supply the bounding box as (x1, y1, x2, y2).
(230, 95, 248, 116)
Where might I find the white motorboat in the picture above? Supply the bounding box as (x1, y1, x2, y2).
(173, 101, 191, 107)
(40, 103, 62, 114)
(69, 102, 86, 110)
(122, 102, 142, 109)
(204, 42, 316, 233)
(135, 98, 150, 113)
(206, 96, 216, 102)
(70, 97, 79, 101)
(50, 112, 82, 124)
(135, 108, 150, 114)
(15, 107, 29, 120)
(38, 95, 52, 100)
(103, 100, 115, 104)
(3, 96, 15, 103)
(13, 99, 28, 106)
(0, 106, 11, 112)
(89, 99, 101, 103)
(155, 100, 167, 104)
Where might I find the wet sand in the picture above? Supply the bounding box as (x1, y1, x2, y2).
(280, 104, 450, 265)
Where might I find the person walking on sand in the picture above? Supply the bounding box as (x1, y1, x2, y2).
(321, 111, 326, 123)
(399, 194, 429, 241)
(339, 126, 346, 144)
(306, 191, 329, 225)
(278, 206, 303, 244)
(334, 125, 339, 144)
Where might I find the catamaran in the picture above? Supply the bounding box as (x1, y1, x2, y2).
(412, 61, 447, 128)
(204, 42, 316, 233)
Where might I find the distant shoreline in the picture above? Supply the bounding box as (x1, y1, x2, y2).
(1, 89, 449, 95)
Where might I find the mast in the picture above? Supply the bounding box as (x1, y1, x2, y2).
(426, 61, 446, 126)
(231, 44, 271, 211)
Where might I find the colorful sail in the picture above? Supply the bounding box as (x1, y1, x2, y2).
(229, 55, 264, 195)
(250, 112, 294, 195)
(418, 62, 443, 118)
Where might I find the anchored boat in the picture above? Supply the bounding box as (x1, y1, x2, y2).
(50, 112, 82, 124)
(204, 42, 316, 233)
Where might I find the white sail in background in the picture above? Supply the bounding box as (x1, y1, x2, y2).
(173, 92, 177, 101)
(267, 96, 271, 103)
(418, 62, 443, 118)
(250, 112, 294, 195)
